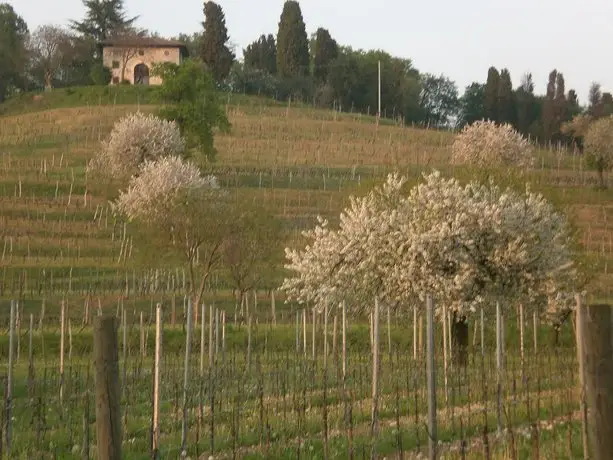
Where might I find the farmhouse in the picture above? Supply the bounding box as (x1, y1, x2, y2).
(101, 37, 189, 86)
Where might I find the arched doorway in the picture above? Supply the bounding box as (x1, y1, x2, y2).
(134, 64, 149, 85)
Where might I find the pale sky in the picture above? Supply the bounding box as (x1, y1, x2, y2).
(13, 0, 613, 103)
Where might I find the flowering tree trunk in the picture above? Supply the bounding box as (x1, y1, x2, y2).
(451, 312, 469, 366)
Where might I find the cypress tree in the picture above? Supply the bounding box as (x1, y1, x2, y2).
(515, 73, 537, 137)
(276, 1, 310, 78)
(243, 34, 277, 74)
(484, 66, 500, 122)
(542, 70, 558, 142)
(201, 1, 235, 83)
(497, 68, 515, 125)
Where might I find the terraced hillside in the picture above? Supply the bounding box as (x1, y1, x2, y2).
(0, 91, 612, 320)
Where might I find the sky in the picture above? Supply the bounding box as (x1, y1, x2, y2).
(13, 0, 613, 103)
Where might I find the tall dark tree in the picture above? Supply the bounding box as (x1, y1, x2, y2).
(0, 3, 29, 102)
(312, 27, 338, 83)
(588, 82, 602, 116)
(497, 68, 515, 125)
(554, 73, 568, 136)
(243, 34, 277, 74)
(484, 66, 500, 122)
(541, 69, 558, 143)
(201, 1, 235, 83)
(418, 73, 460, 127)
(70, 0, 137, 42)
(276, 1, 310, 78)
(458, 82, 486, 127)
(515, 73, 537, 137)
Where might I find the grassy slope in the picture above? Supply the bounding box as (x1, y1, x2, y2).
(1, 86, 612, 317)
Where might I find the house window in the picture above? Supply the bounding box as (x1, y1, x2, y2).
(112, 76, 119, 84)
(138, 50, 145, 56)
(164, 50, 169, 56)
(112, 60, 120, 69)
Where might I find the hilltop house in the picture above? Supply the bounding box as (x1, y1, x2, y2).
(101, 37, 188, 85)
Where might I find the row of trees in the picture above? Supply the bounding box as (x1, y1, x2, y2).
(2, 0, 613, 145)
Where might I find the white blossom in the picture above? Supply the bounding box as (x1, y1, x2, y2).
(113, 156, 218, 224)
(281, 171, 576, 317)
(451, 120, 534, 168)
(87, 111, 186, 181)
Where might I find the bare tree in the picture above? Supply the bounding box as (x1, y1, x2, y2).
(28, 25, 71, 90)
(224, 201, 284, 318)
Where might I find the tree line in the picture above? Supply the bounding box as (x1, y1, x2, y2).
(2, 0, 612, 146)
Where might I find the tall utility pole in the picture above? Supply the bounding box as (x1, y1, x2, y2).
(377, 60, 382, 119)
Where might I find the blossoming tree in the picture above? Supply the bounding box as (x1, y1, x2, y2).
(584, 115, 613, 188)
(87, 111, 186, 183)
(113, 155, 228, 309)
(282, 170, 576, 356)
(451, 120, 534, 169)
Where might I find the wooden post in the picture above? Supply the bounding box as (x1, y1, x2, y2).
(6, 300, 15, 456)
(303, 309, 307, 356)
(200, 304, 205, 377)
(480, 307, 485, 356)
(519, 304, 525, 366)
(413, 305, 417, 360)
(442, 304, 449, 404)
(60, 300, 65, 404)
(140, 312, 145, 358)
(342, 301, 347, 380)
(312, 308, 316, 360)
(496, 302, 503, 434)
(271, 290, 276, 326)
(577, 301, 613, 460)
(93, 316, 122, 460)
(152, 303, 162, 458)
(208, 305, 214, 367)
(426, 295, 437, 460)
(386, 305, 391, 356)
(181, 300, 193, 455)
(576, 296, 589, 460)
(371, 297, 381, 459)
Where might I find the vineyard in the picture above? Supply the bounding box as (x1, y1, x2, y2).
(0, 87, 611, 458)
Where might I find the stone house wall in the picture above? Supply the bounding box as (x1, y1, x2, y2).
(102, 46, 183, 85)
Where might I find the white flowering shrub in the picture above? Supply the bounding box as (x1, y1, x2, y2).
(584, 115, 613, 187)
(113, 155, 223, 310)
(113, 156, 218, 224)
(282, 171, 575, 317)
(451, 120, 534, 168)
(88, 112, 186, 181)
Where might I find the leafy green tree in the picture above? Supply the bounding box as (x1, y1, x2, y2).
(0, 3, 29, 102)
(418, 73, 459, 127)
(70, 0, 137, 42)
(201, 1, 235, 84)
(243, 34, 277, 74)
(458, 82, 486, 127)
(276, 1, 310, 78)
(484, 66, 500, 122)
(312, 27, 338, 83)
(175, 32, 202, 59)
(327, 47, 420, 121)
(497, 68, 515, 125)
(154, 59, 230, 161)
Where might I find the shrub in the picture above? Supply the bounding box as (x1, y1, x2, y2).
(451, 120, 534, 168)
(584, 115, 613, 187)
(87, 111, 185, 182)
(113, 155, 217, 223)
